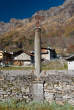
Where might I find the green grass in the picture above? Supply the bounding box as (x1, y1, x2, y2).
(0, 100, 74, 110)
(41, 61, 68, 70)
(0, 66, 35, 70)
(0, 60, 68, 70)
(0, 66, 68, 70)
(0, 66, 67, 70)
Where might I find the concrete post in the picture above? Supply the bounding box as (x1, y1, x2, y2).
(34, 27, 41, 78)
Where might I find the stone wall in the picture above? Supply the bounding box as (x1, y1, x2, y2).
(41, 70, 74, 105)
(0, 70, 74, 105)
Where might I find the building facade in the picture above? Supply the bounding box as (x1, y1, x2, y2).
(13, 52, 31, 66)
(66, 55, 74, 70)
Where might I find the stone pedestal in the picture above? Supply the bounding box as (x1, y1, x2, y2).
(30, 81, 44, 102)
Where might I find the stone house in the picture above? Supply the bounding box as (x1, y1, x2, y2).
(0, 47, 57, 67)
(66, 55, 74, 70)
(0, 50, 14, 66)
(0, 50, 33, 67)
(0, 51, 3, 59)
(13, 51, 31, 66)
(31, 47, 57, 62)
(41, 47, 57, 61)
(3, 51, 13, 66)
(0, 51, 3, 66)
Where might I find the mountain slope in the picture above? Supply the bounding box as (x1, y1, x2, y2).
(0, 0, 74, 55)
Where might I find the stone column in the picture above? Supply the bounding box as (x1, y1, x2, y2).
(30, 27, 45, 102)
(30, 26, 45, 102)
(34, 27, 41, 78)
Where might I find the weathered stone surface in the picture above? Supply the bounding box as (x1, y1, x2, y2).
(30, 81, 44, 102)
(0, 70, 74, 105)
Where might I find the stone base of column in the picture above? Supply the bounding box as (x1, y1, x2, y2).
(30, 81, 45, 102)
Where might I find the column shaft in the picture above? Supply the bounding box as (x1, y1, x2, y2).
(35, 27, 41, 78)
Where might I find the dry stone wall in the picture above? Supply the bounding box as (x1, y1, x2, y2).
(0, 70, 74, 105)
(40, 70, 74, 105)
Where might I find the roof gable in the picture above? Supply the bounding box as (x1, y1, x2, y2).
(66, 55, 74, 61)
(14, 53, 30, 60)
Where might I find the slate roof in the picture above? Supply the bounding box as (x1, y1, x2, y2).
(66, 55, 74, 61)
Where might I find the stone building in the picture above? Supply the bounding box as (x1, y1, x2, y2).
(31, 47, 57, 62)
(41, 47, 57, 61)
(13, 51, 31, 66)
(1, 50, 32, 67)
(66, 55, 74, 70)
(0, 51, 3, 66)
(0, 47, 57, 67)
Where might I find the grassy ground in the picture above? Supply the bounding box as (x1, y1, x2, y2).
(0, 100, 74, 110)
(0, 60, 68, 70)
(0, 66, 34, 70)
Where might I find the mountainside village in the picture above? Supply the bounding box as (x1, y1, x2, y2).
(0, 0, 74, 71)
(0, 46, 74, 70)
(0, 47, 56, 66)
(0, 0, 74, 107)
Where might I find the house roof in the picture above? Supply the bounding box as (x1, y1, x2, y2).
(31, 47, 56, 55)
(12, 47, 52, 60)
(66, 55, 74, 61)
(42, 47, 55, 51)
(13, 50, 23, 57)
(13, 50, 33, 57)
(2, 47, 56, 60)
(14, 52, 31, 61)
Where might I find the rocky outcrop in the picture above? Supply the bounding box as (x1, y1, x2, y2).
(0, 18, 30, 35)
(33, 0, 74, 19)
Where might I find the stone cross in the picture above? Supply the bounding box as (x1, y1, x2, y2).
(30, 13, 45, 102)
(35, 12, 45, 27)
